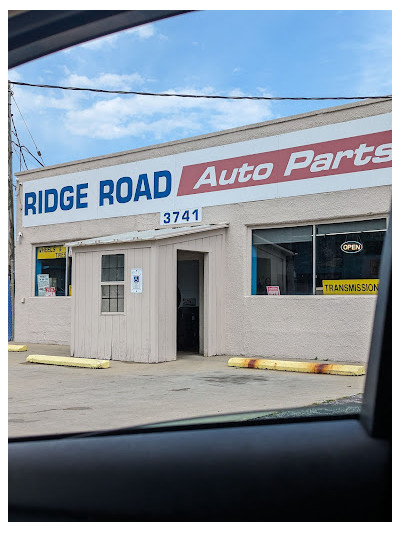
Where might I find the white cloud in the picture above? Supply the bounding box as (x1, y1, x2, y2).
(63, 72, 146, 91)
(12, 85, 80, 113)
(125, 24, 155, 39)
(10, 70, 276, 149)
(62, 86, 275, 141)
(8, 69, 22, 82)
(60, 22, 156, 55)
(356, 33, 392, 95)
(339, 14, 392, 96)
(63, 32, 120, 53)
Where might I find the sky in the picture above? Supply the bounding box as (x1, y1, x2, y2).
(8, 9, 392, 172)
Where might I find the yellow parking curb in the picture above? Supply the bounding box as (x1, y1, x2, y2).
(26, 355, 110, 369)
(228, 358, 365, 376)
(8, 344, 27, 352)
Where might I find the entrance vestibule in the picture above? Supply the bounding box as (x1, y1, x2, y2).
(177, 250, 204, 355)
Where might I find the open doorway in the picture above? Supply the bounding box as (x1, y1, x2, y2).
(177, 250, 204, 354)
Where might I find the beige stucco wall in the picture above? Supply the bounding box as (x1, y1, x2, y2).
(14, 99, 392, 362)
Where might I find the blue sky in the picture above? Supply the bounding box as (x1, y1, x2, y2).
(8, 9, 392, 170)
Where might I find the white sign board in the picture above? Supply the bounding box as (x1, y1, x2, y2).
(131, 268, 143, 294)
(22, 114, 392, 227)
(267, 286, 280, 295)
(45, 286, 56, 297)
(37, 274, 49, 296)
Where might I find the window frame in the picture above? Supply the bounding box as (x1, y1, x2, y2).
(100, 252, 126, 315)
(33, 243, 72, 297)
(249, 216, 389, 296)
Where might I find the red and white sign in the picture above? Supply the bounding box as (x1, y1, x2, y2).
(177, 130, 391, 196)
(23, 113, 392, 227)
(44, 287, 56, 297)
(267, 286, 280, 295)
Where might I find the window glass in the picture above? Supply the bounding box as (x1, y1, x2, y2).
(101, 254, 124, 312)
(252, 227, 313, 295)
(252, 219, 387, 296)
(101, 284, 124, 312)
(316, 228, 385, 290)
(101, 254, 124, 282)
(35, 245, 71, 296)
(316, 218, 387, 235)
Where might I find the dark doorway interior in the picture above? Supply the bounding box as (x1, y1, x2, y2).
(177, 256, 200, 353)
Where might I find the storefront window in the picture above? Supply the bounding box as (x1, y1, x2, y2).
(101, 254, 124, 312)
(316, 218, 386, 294)
(252, 226, 313, 295)
(35, 245, 72, 296)
(252, 218, 387, 296)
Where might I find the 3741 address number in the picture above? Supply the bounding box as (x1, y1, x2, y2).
(160, 208, 202, 226)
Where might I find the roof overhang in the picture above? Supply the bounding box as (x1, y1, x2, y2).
(65, 223, 229, 248)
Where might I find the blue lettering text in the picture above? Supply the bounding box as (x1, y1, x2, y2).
(99, 180, 114, 206)
(60, 186, 74, 210)
(24, 192, 36, 215)
(134, 174, 152, 202)
(45, 189, 58, 213)
(76, 183, 88, 209)
(116, 177, 133, 203)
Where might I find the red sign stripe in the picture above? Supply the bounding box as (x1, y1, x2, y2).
(177, 130, 392, 196)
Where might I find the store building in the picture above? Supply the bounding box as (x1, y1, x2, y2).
(15, 98, 392, 363)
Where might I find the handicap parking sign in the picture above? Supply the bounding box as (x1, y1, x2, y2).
(131, 268, 143, 293)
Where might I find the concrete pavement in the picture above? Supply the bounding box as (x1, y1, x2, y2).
(9, 343, 366, 438)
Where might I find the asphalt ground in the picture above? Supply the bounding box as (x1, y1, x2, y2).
(9, 343, 366, 438)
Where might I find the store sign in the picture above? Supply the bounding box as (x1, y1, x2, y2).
(341, 241, 363, 253)
(22, 114, 392, 227)
(267, 286, 280, 295)
(37, 273, 49, 296)
(37, 245, 66, 259)
(131, 268, 143, 294)
(322, 279, 379, 295)
(45, 287, 56, 297)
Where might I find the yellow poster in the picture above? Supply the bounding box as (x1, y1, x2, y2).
(37, 246, 66, 259)
(322, 279, 379, 295)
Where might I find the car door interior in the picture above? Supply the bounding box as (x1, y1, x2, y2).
(8, 11, 391, 522)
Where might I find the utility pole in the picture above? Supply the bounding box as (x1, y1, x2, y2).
(8, 82, 15, 340)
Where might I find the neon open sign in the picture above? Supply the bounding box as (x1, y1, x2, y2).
(341, 241, 363, 253)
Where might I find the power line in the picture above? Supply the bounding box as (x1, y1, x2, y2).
(11, 141, 29, 171)
(10, 115, 28, 171)
(8, 80, 392, 101)
(11, 93, 45, 165)
(21, 146, 44, 167)
(12, 140, 44, 167)
(11, 141, 29, 170)
(11, 120, 28, 171)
